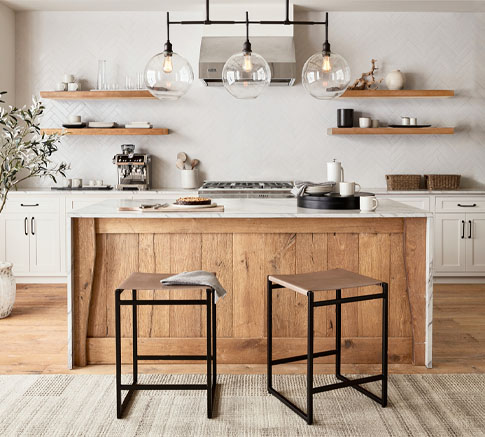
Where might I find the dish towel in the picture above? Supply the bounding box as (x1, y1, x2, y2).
(291, 181, 336, 197)
(161, 270, 227, 303)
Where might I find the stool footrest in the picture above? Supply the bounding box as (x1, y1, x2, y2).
(120, 299, 207, 306)
(121, 383, 207, 391)
(313, 293, 384, 307)
(312, 374, 383, 394)
(137, 354, 210, 361)
(268, 388, 308, 422)
(336, 374, 384, 405)
(272, 349, 336, 366)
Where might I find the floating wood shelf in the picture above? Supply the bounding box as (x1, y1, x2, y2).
(39, 90, 155, 100)
(327, 127, 455, 135)
(41, 128, 168, 136)
(340, 89, 454, 99)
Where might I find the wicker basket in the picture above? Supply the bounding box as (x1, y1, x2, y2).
(386, 174, 421, 191)
(425, 174, 461, 190)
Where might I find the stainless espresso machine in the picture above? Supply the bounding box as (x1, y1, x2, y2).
(113, 144, 152, 190)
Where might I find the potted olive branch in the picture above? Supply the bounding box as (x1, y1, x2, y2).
(0, 91, 69, 318)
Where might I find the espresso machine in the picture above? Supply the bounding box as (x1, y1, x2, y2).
(113, 144, 152, 190)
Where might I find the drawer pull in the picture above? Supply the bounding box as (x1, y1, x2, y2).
(31, 217, 35, 236)
(24, 217, 28, 236)
(469, 220, 472, 239)
(457, 203, 476, 208)
(20, 203, 39, 207)
(461, 220, 465, 239)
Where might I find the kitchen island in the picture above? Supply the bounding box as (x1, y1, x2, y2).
(68, 198, 432, 369)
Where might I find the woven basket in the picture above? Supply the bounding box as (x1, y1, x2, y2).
(425, 174, 461, 190)
(386, 174, 421, 191)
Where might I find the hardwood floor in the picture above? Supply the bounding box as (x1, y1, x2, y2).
(0, 283, 484, 374)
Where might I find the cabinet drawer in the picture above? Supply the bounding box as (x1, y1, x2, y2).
(3, 197, 60, 213)
(435, 197, 485, 212)
(380, 196, 430, 211)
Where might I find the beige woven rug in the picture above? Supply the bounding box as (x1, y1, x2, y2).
(0, 374, 484, 436)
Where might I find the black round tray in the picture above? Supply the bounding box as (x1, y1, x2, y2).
(297, 192, 375, 210)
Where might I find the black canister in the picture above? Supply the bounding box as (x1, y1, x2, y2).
(337, 109, 354, 128)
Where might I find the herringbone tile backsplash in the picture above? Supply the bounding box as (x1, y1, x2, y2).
(13, 10, 485, 188)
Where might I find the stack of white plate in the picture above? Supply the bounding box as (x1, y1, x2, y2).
(88, 122, 116, 128)
(305, 185, 334, 195)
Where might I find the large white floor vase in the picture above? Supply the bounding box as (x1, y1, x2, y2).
(0, 262, 16, 318)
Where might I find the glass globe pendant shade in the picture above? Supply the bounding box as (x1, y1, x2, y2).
(302, 52, 351, 100)
(222, 51, 271, 99)
(144, 51, 194, 100)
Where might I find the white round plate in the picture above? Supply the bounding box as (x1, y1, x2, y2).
(306, 186, 333, 194)
(172, 203, 218, 208)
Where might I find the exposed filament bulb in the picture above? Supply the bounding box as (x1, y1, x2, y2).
(163, 54, 173, 73)
(322, 55, 331, 72)
(243, 53, 253, 72)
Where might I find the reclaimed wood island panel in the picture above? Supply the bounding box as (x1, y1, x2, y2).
(70, 208, 429, 369)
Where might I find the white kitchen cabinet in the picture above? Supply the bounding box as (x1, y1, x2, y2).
(3, 213, 31, 275)
(29, 214, 61, 274)
(435, 212, 485, 274)
(434, 214, 467, 272)
(465, 214, 485, 272)
(1, 197, 62, 277)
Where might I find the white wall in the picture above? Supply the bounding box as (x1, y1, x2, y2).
(0, 3, 15, 106)
(14, 10, 485, 188)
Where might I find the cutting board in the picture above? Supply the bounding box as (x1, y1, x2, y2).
(118, 203, 224, 212)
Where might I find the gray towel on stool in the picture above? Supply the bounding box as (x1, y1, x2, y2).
(161, 270, 227, 303)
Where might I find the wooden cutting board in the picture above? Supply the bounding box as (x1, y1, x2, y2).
(118, 204, 224, 212)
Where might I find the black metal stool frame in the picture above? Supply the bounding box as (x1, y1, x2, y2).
(267, 278, 388, 425)
(115, 287, 217, 419)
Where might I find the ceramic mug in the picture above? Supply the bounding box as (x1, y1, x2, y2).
(63, 74, 74, 83)
(69, 115, 81, 123)
(67, 82, 79, 91)
(410, 117, 417, 125)
(339, 182, 361, 197)
(401, 117, 410, 126)
(95, 179, 103, 186)
(88, 180, 95, 187)
(360, 195, 378, 212)
(359, 117, 372, 128)
(72, 178, 82, 188)
(56, 82, 67, 91)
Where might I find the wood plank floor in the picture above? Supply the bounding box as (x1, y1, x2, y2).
(0, 283, 483, 374)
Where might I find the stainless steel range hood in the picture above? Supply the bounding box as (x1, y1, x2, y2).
(199, 36, 296, 86)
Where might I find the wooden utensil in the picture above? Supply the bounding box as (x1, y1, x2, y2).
(177, 152, 187, 162)
(176, 159, 185, 170)
(191, 159, 200, 169)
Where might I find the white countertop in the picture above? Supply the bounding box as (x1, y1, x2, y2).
(8, 187, 485, 196)
(68, 198, 431, 219)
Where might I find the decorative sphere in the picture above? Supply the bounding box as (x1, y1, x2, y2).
(144, 52, 194, 100)
(222, 51, 271, 99)
(302, 52, 351, 100)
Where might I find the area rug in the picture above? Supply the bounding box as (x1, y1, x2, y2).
(0, 374, 484, 436)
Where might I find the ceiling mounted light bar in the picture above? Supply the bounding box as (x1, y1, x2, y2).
(144, 0, 351, 100)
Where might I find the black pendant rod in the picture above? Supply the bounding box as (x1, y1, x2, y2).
(168, 0, 328, 27)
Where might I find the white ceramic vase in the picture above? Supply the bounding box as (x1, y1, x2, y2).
(385, 70, 405, 90)
(0, 262, 16, 319)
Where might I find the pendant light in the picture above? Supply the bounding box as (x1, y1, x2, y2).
(302, 13, 350, 100)
(222, 12, 271, 99)
(144, 12, 194, 100)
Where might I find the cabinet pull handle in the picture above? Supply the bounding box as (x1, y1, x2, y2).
(461, 220, 465, 239)
(457, 203, 476, 207)
(24, 217, 28, 236)
(20, 203, 39, 207)
(31, 217, 35, 235)
(468, 220, 472, 239)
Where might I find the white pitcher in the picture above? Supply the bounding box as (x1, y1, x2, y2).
(327, 159, 344, 184)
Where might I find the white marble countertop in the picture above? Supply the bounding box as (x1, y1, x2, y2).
(9, 187, 485, 196)
(68, 198, 431, 218)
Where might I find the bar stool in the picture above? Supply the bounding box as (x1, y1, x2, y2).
(115, 272, 217, 419)
(267, 268, 388, 425)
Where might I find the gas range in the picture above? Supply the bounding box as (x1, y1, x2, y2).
(198, 181, 294, 198)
